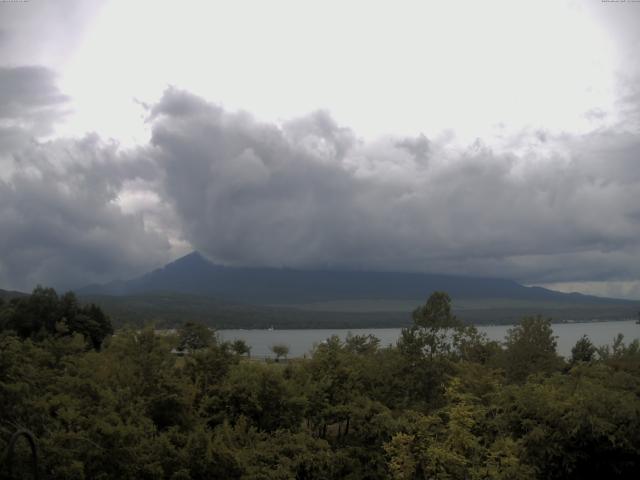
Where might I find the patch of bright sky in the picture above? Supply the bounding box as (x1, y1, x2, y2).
(541, 281, 640, 301)
(55, 0, 619, 149)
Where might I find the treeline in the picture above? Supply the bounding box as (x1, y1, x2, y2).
(0, 286, 113, 349)
(1, 290, 640, 479)
(79, 292, 412, 330)
(76, 291, 640, 330)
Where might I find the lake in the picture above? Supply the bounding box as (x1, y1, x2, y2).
(219, 320, 640, 358)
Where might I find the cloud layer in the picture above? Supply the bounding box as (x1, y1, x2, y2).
(0, 66, 172, 290)
(2, 78, 640, 297)
(146, 89, 640, 286)
(0, 66, 69, 155)
(0, 133, 174, 291)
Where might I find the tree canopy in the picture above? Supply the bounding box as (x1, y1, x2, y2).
(0, 286, 112, 349)
(1, 290, 639, 479)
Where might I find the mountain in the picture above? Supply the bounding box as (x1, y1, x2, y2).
(79, 251, 632, 306)
(0, 288, 28, 300)
(75, 253, 640, 327)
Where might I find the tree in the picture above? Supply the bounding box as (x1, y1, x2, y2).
(385, 379, 535, 480)
(227, 425, 335, 478)
(399, 291, 462, 359)
(203, 362, 306, 432)
(270, 343, 290, 362)
(570, 335, 597, 364)
(7, 285, 59, 338)
(71, 302, 114, 349)
(183, 339, 238, 408)
(0, 287, 112, 349)
(493, 366, 640, 480)
(178, 321, 214, 352)
(396, 291, 471, 408)
(411, 291, 459, 329)
(231, 339, 251, 357)
(502, 315, 564, 382)
(345, 332, 380, 355)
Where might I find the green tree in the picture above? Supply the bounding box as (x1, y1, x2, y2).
(385, 379, 534, 480)
(270, 343, 290, 362)
(184, 340, 238, 402)
(0, 287, 112, 349)
(231, 338, 251, 357)
(494, 366, 640, 479)
(502, 315, 564, 382)
(203, 362, 306, 432)
(345, 332, 380, 355)
(70, 302, 114, 350)
(570, 335, 597, 364)
(178, 321, 214, 352)
(8, 285, 60, 338)
(400, 291, 485, 361)
(411, 291, 459, 329)
(396, 291, 491, 408)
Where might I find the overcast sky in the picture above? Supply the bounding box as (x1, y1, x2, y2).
(1, 0, 640, 298)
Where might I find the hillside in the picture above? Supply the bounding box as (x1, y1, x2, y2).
(77, 292, 409, 329)
(79, 251, 630, 305)
(76, 252, 640, 328)
(77, 291, 640, 330)
(0, 288, 28, 300)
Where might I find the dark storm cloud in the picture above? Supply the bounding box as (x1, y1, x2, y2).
(145, 89, 640, 286)
(3, 82, 640, 292)
(0, 63, 177, 291)
(0, 66, 69, 153)
(149, 89, 365, 268)
(0, 134, 173, 291)
(2, 2, 640, 294)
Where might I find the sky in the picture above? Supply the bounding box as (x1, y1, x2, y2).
(1, 0, 640, 298)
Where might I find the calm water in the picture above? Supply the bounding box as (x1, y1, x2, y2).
(219, 320, 640, 358)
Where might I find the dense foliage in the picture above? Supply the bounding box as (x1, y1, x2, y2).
(0, 286, 113, 350)
(1, 289, 640, 479)
(77, 290, 640, 330)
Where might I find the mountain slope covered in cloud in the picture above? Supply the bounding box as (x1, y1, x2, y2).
(76, 252, 640, 328)
(80, 251, 638, 306)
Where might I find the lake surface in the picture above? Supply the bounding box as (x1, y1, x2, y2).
(219, 320, 640, 358)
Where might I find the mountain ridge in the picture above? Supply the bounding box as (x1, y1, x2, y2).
(0, 288, 29, 300)
(78, 251, 633, 306)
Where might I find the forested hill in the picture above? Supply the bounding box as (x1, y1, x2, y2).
(79, 251, 631, 306)
(0, 288, 28, 300)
